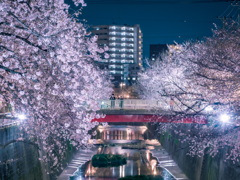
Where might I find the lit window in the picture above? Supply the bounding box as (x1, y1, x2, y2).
(111, 43, 116, 46)
(122, 54, 126, 57)
(130, 55, 133, 58)
(122, 49, 126, 52)
(111, 48, 116, 51)
(110, 37, 116, 40)
(132, 77, 136, 80)
(121, 38, 126, 41)
(121, 32, 126, 36)
(111, 54, 116, 57)
(96, 27, 100, 30)
(110, 26, 116, 29)
(121, 43, 126, 46)
(121, 27, 126, 30)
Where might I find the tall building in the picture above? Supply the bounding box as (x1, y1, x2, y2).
(92, 24, 143, 87)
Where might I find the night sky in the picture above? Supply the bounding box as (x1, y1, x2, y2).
(67, 0, 237, 58)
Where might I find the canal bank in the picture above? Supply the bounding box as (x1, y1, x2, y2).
(0, 126, 42, 180)
(147, 123, 240, 180)
(0, 125, 77, 180)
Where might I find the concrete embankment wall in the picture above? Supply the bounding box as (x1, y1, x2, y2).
(147, 123, 240, 180)
(0, 126, 77, 180)
(0, 126, 42, 180)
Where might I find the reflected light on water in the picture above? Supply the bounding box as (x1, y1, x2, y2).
(151, 159, 157, 175)
(71, 125, 176, 180)
(146, 151, 150, 161)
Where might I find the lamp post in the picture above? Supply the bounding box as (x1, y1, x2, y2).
(119, 82, 125, 98)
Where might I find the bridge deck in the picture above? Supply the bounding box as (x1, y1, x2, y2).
(92, 114, 207, 124)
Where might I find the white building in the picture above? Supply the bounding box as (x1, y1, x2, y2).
(92, 24, 143, 86)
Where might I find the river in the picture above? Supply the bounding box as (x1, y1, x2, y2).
(70, 125, 175, 180)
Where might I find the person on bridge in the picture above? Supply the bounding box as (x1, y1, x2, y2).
(119, 96, 124, 110)
(169, 97, 174, 111)
(110, 94, 116, 108)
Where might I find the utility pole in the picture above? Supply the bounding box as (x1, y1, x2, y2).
(231, 0, 240, 25)
(217, 0, 240, 27)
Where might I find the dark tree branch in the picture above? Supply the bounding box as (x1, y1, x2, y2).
(0, 32, 47, 51)
(0, 65, 22, 75)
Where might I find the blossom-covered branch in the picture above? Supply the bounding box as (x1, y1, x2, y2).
(0, 0, 112, 175)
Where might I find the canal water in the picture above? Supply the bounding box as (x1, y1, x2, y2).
(70, 125, 175, 180)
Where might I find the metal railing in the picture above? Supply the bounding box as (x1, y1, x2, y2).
(0, 113, 19, 128)
(99, 99, 170, 111)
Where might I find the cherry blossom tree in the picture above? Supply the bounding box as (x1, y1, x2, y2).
(139, 22, 240, 114)
(0, 0, 112, 175)
(138, 23, 240, 162)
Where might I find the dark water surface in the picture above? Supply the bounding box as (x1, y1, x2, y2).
(70, 125, 175, 180)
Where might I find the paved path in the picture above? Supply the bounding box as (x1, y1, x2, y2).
(57, 148, 97, 180)
(151, 146, 189, 180)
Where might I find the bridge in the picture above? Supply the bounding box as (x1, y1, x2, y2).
(92, 99, 207, 124)
(0, 99, 208, 129)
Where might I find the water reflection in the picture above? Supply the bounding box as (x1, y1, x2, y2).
(71, 125, 175, 180)
(98, 125, 147, 141)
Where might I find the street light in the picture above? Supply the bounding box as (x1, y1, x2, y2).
(119, 82, 125, 97)
(219, 113, 230, 123)
(17, 113, 27, 121)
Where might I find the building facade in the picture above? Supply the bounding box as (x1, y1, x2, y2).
(92, 24, 143, 87)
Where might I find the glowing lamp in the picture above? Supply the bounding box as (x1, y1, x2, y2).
(17, 114, 27, 120)
(219, 114, 230, 123)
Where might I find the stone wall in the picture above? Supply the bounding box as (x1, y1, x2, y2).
(0, 125, 78, 180)
(147, 123, 240, 180)
(0, 126, 42, 180)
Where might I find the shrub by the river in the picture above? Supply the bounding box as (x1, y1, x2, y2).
(92, 154, 127, 167)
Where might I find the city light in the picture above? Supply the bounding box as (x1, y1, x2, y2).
(205, 106, 213, 112)
(17, 113, 27, 120)
(219, 113, 230, 123)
